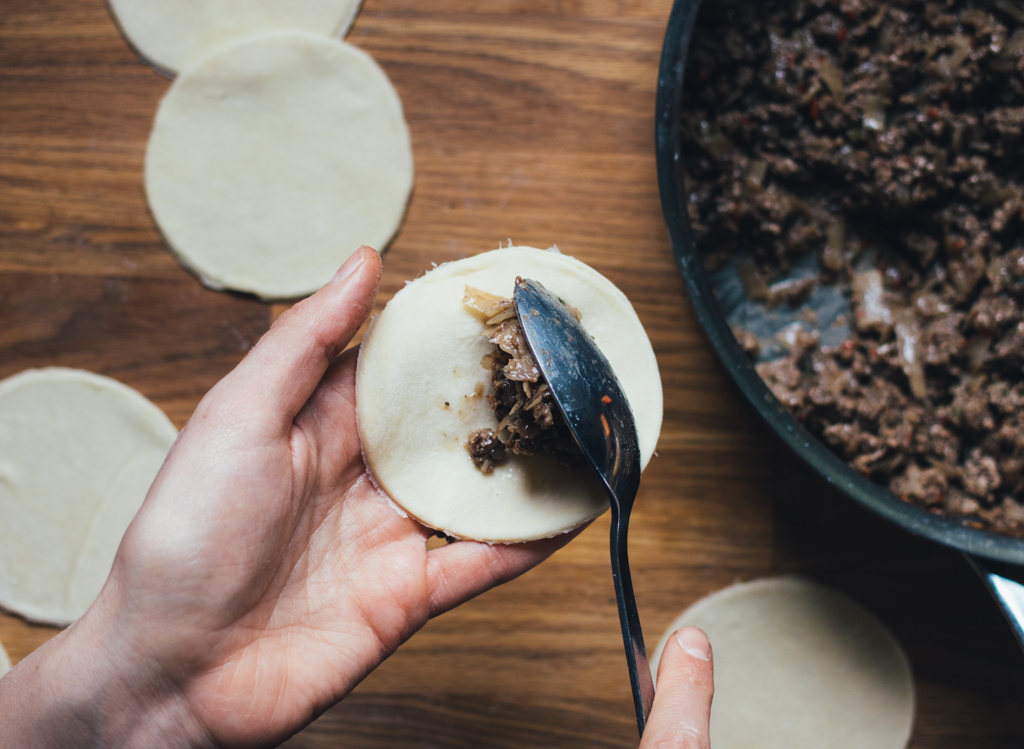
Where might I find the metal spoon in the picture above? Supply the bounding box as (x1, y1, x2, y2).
(966, 556, 1024, 652)
(513, 277, 655, 736)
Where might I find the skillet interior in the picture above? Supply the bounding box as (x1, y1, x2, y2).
(654, 0, 1024, 566)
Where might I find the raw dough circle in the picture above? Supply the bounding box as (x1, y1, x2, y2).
(0, 640, 10, 677)
(651, 577, 915, 749)
(108, 0, 364, 75)
(0, 368, 178, 627)
(145, 31, 414, 300)
(357, 247, 663, 543)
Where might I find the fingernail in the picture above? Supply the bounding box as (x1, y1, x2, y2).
(332, 247, 367, 284)
(675, 627, 710, 661)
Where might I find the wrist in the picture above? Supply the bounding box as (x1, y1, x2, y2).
(0, 595, 212, 749)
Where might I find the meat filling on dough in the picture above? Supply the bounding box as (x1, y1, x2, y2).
(463, 282, 581, 473)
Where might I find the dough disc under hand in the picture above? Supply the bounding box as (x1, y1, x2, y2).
(108, 0, 364, 75)
(0, 640, 10, 677)
(0, 369, 178, 627)
(145, 30, 414, 300)
(651, 577, 915, 749)
(356, 246, 663, 543)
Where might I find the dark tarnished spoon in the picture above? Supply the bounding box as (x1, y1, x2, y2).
(513, 277, 655, 736)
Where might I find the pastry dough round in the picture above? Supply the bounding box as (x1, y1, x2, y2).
(651, 577, 915, 749)
(109, 0, 364, 75)
(357, 247, 663, 543)
(0, 368, 178, 626)
(0, 640, 10, 677)
(145, 31, 414, 300)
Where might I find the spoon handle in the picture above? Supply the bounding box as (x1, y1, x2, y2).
(610, 503, 656, 736)
(965, 555, 1024, 653)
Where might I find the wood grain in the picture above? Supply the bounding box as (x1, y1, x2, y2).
(1, 0, 1023, 746)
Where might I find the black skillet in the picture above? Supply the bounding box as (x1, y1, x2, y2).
(655, 0, 1024, 650)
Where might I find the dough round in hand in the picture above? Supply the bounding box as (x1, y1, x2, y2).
(108, 0, 364, 75)
(651, 577, 915, 749)
(145, 31, 414, 300)
(0, 369, 178, 627)
(356, 246, 663, 543)
(0, 640, 10, 677)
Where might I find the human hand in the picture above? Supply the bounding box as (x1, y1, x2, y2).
(640, 627, 715, 749)
(0, 246, 581, 749)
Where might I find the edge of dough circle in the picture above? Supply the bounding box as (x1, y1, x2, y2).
(0, 641, 10, 678)
(357, 247, 664, 544)
(0, 368, 178, 627)
(145, 29, 414, 301)
(109, 0, 365, 75)
(650, 577, 916, 749)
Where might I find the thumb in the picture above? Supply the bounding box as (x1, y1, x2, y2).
(640, 627, 714, 749)
(199, 245, 383, 437)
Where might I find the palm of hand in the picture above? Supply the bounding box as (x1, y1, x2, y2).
(136, 355, 435, 747)
(95, 250, 574, 748)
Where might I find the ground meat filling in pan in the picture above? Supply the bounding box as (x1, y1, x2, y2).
(685, 0, 1024, 536)
(463, 284, 582, 473)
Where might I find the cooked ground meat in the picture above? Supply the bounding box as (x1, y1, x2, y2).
(685, 0, 1024, 537)
(463, 285, 581, 471)
(467, 428, 506, 473)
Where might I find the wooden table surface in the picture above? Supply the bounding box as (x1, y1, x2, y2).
(2, 1, 1023, 746)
